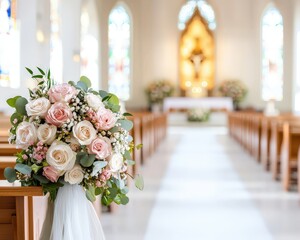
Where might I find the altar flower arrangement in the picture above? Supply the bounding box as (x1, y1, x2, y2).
(145, 80, 174, 105)
(187, 108, 210, 122)
(218, 80, 247, 108)
(4, 67, 144, 205)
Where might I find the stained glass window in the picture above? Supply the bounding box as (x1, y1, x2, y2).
(108, 5, 131, 101)
(81, 6, 99, 89)
(50, 0, 63, 82)
(261, 6, 283, 101)
(0, 0, 19, 88)
(178, 0, 216, 31)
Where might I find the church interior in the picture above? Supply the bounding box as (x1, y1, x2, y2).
(1, 0, 300, 239)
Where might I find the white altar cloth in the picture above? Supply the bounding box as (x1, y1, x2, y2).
(163, 97, 233, 112)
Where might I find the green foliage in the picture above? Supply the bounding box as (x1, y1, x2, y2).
(77, 152, 96, 167)
(99, 90, 109, 98)
(86, 185, 96, 202)
(15, 97, 28, 115)
(80, 76, 91, 88)
(123, 150, 131, 160)
(117, 119, 133, 131)
(136, 144, 143, 150)
(76, 81, 88, 92)
(25, 67, 33, 75)
(4, 167, 17, 183)
(15, 163, 32, 175)
(42, 182, 64, 201)
(7, 96, 21, 108)
(31, 164, 43, 174)
(33, 174, 49, 184)
(135, 174, 144, 191)
(125, 160, 135, 166)
(123, 112, 133, 117)
(91, 161, 107, 176)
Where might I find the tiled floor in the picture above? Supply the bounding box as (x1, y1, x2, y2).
(101, 126, 300, 240)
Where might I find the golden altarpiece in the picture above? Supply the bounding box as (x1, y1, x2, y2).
(179, 9, 214, 97)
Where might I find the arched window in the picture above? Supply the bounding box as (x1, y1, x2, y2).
(50, 0, 63, 82)
(261, 5, 283, 101)
(80, 1, 99, 89)
(0, 0, 19, 88)
(108, 5, 131, 101)
(178, 0, 216, 31)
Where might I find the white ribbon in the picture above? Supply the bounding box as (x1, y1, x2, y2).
(40, 184, 105, 240)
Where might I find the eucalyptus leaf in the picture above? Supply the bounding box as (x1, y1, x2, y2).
(117, 119, 133, 131)
(80, 76, 91, 88)
(7, 96, 21, 108)
(91, 161, 107, 177)
(123, 150, 131, 160)
(95, 187, 103, 196)
(15, 163, 32, 175)
(99, 90, 109, 99)
(80, 154, 96, 167)
(135, 174, 144, 191)
(114, 194, 122, 204)
(86, 186, 96, 202)
(107, 94, 119, 105)
(120, 195, 129, 205)
(10, 112, 22, 125)
(15, 97, 28, 115)
(125, 160, 135, 166)
(77, 81, 88, 92)
(121, 186, 129, 194)
(4, 167, 17, 183)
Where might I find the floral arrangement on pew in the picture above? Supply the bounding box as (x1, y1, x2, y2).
(218, 79, 247, 110)
(187, 108, 210, 122)
(145, 80, 174, 111)
(4, 67, 144, 205)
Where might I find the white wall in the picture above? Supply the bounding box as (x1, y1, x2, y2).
(0, 0, 296, 113)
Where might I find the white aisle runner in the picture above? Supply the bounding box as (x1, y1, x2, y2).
(144, 127, 273, 240)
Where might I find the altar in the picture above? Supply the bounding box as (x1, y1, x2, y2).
(163, 97, 234, 112)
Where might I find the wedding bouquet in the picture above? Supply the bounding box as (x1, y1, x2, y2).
(4, 67, 143, 205)
(218, 80, 247, 105)
(187, 108, 210, 122)
(145, 80, 174, 105)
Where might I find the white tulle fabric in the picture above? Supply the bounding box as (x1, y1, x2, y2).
(44, 184, 105, 240)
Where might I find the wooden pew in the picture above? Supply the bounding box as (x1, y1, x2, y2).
(280, 122, 300, 191)
(0, 182, 46, 240)
(270, 117, 300, 180)
(0, 144, 20, 156)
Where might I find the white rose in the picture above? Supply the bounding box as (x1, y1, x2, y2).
(72, 120, 97, 145)
(25, 97, 51, 117)
(46, 141, 76, 171)
(64, 164, 84, 184)
(109, 153, 124, 172)
(16, 122, 37, 149)
(86, 93, 104, 111)
(37, 124, 57, 145)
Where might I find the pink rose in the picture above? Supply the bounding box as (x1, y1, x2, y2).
(45, 102, 72, 127)
(88, 137, 112, 159)
(43, 166, 60, 182)
(99, 169, 111, 181)
(48, 83, 77, 103)
(96, 108, 117, 130)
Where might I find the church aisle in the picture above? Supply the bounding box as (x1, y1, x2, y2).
(102, 126, 300, 240)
